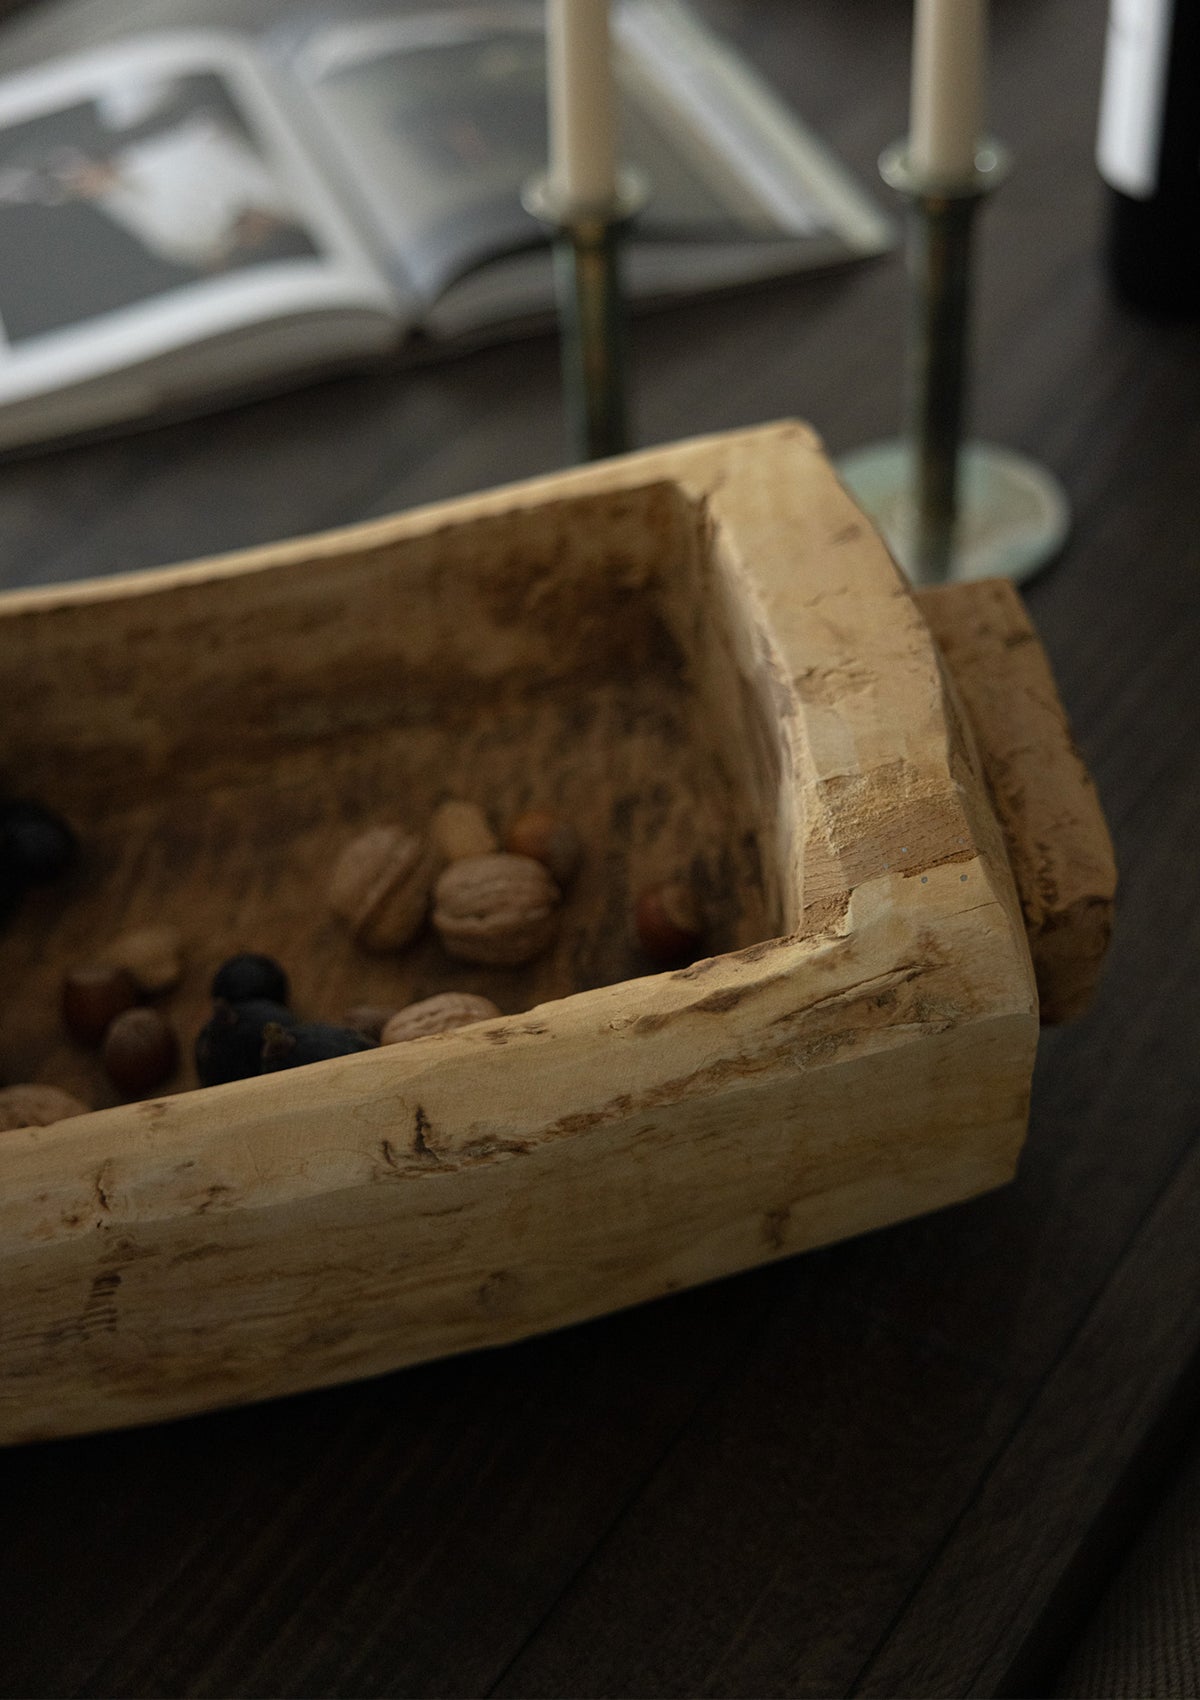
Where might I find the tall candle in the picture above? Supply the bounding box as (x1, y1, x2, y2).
(546, 0, 617, 213)
(909, 0, 988, 184)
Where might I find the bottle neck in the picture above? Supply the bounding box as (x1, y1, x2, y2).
(1157, 0, 1200, 192)
(1097, 0, 1198, 200)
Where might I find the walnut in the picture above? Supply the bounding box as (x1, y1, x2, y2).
(329, 825, 437, 952)
(431, 799, 499, 863)
(433, 853, 561, 967)
(381, 993, 502, 1044)
(0, 1084, 90, 1132)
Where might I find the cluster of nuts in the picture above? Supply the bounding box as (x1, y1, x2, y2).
(61, 924, 185, 1096)
(0, 795, 184, 1128)
(330, 798, 705, 973)
(194, 951, 374, 1083)
(194, 951, 504, 1086)
(0, 919, 185, 1134)
(329, 801, 580, 968)
(1, 794, 710, 1136)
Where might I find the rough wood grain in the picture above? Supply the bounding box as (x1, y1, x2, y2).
(917, 578, 1117, 1022)
(0, 423, 1040, 1444)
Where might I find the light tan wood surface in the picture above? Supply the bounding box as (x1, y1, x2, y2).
(0, 423, 1076, 1443)
(917, 578, 1118, 1023)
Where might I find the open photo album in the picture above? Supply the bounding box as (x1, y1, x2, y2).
(0, 1, 894, 452)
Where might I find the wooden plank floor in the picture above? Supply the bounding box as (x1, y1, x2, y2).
(2, 0, 1199, 1694)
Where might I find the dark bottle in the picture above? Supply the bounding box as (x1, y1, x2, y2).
(1097, 0, 1200, 314)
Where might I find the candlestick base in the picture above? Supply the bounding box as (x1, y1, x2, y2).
(839, 135, 1070, 585)
(839, 438, 1070, 586)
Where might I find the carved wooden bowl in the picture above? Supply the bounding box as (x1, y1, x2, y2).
(0, 423, 1114, 1443)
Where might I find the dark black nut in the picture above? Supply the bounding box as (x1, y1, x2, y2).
(1, 868, 24, 925)
(0, 799, 78, 884)
(211, 952, 290, 1006)
(103, 1007, 179, 1097)
(259, 1021, 376, 1073)
(62, 964, 139, 1045)
(195, 999, 295, 1087)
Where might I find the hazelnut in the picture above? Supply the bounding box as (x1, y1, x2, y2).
(434, 853, 561, 967)
(108, 924, 185, 995)
(432, 799, 499, 863)
(0, 1083, 90, 1132)
(103, 1007, 179, 1097)
(329, 825, 437, 953)
(62, 964, 139, 1045)
(343, 1004, 399, 1041)
(381, 993, 501, 1044)
(504, 809, 581, 886)
(211, 951, 289, 1005)
(635, 880, 705, 967)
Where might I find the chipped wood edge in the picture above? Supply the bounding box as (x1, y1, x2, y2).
(917, 579, 1117, 1023)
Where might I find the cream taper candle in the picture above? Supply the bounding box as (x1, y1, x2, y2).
(909, 0, 988, 184)
(546, 0, 617, 213)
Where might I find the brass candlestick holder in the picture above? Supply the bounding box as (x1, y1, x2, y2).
(523, 170, 648, 463)
(839, 140, 1070, 586)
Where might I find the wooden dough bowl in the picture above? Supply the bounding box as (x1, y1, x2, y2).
(0, 423, 1115, 1446)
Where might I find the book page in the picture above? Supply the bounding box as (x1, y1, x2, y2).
(0, 29, 400, 409)
(281, 2, 891, 307)
(283, 10, 556, 301)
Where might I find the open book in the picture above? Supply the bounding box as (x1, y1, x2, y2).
(0, 1, 893, 452)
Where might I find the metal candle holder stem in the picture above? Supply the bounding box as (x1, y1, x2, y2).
(898, 143, 997, 579)
(840, 140, 1070, 586)
(524, 171, 648, 463)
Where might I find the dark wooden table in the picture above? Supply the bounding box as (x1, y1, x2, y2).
(2, 1, 1199, 1695)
